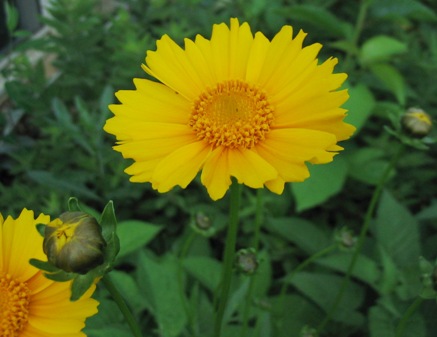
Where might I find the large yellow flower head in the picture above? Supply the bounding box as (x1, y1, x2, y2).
(104, 18, 355, 200)
(0, 209, 98, 336)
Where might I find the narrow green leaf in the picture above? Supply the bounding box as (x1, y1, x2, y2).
(291, 156, 348, 212)
(27, 170, 100, 201)
(44, 270, 75, 282)
(370, 0, 437, 22)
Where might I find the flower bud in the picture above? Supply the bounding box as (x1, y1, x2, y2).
(235, 248, 258, 275)
(190, 211, 216, 237)
(401, 107, 433, 138)
(43, 212, 106, 274)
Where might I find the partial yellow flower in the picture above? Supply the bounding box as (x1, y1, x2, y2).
(0, 209, 98, 336)
(104, 18, 355, 200)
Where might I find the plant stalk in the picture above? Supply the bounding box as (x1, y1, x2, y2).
(214, 180, 242, 337)
(102, 275, 143, 337)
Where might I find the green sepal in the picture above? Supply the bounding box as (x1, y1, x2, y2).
(44, 270, 76, 282)
(68, 197, 82, 212)
(70, 272, 97, 301)
(99, 200, 117, 242)
(29, 258, 59, 273)
(35, 224, 46, 237)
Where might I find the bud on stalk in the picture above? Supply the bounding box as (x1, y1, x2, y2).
(43, 212, 106, 274)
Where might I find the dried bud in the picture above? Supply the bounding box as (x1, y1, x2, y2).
(195, 212, 212, 230)
(43, 212, 106, 274)
(190, 211, 216, 237)
(401, 108, 433, 138)
(335, 227, 357, 250)
(235, 248, 258, 275)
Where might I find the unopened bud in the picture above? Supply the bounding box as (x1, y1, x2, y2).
(235, 248, 258, 275)
(43, 212, 106, 274)
(402, 107, 432, 138)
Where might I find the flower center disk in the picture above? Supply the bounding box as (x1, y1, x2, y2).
(0, 273, 31, 336)
(190, 80, 274, 149)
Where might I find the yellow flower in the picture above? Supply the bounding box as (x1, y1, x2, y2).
(0, 209, 98, 336)
(104, 18, 355, 200)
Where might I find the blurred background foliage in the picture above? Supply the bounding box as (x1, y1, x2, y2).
(1, 0, 437, 336)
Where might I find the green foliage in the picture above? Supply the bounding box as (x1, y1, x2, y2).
(1, 0, 437, 336)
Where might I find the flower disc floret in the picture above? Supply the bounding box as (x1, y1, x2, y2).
(190, 80, 274, 149)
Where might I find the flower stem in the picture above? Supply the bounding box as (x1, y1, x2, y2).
(317, 144, 404, 333)
(395, 297, 424, 337)
(102, 275, 143, 337)
(214, 180, 242, 337)
(240, 189, 264, 337)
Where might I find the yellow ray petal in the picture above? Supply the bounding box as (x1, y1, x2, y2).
(227, 148, 278, 188)
(151, 141, 211, 192)
(201, 148, 232, 200)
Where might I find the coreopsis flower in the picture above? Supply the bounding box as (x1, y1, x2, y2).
(0, 209, 98, 336)
(104, 18, 355, 200)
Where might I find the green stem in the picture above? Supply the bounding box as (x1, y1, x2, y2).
(214, 180, 242, 337)
(395, 297, 424, 337)
(317, 144, 404, 333)
(343, 0, 370, 73)
(240, 189, 264, 337)
(102, 275, 143, 337)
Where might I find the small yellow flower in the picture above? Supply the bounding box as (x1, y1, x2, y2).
(402, 107, 433, 137)
(104, 18, 355, 200)
(0, 209, 98, 336)
(44, 212, 106, 274)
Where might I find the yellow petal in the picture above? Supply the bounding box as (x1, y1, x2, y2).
(151, 141, 211, 192)
(201, 148, 232, 200)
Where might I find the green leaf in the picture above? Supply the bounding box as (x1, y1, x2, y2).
(360, 35, 407, 65)
(373, 191, 420, 270)
(266, 217, 331, 255)
(315, 253, 381, 287)
(369, 63, 406, 105)
(347, 147, 391, 185)
(343, 84, 375, 133)
(117, 220, 163, 258)
(27, 170, 100, 201)
(4, 1, 19, 34)
(282, 5, 352, 38)
(137, 252, 187, 337)
(110, 270, 149, 314)
(183, 256, 222, 292)
(43, 270, 75, 282)
(369, 305, 396, 337)
(288, 271, 365, 325)
(370, 0, 437, 22)
(291, 156, 348, 212)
